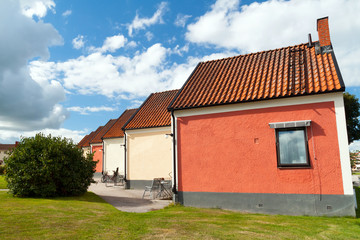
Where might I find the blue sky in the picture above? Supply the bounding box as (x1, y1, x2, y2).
(1, 0, 360, 150)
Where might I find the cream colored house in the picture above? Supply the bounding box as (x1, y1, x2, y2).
(102, 109, 137, 175)
(123, 90, 178, 189)
(0, 144, 16, 164)
(78, 132, 95, 158)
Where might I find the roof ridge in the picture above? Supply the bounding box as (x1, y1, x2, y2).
(201, 42, 313, 64)
(151, 89, 179, 95)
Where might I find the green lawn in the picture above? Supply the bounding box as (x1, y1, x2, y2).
(353, 172, 360, 175)
(0, 190, 359, 240)
(0, 175, 7, 189)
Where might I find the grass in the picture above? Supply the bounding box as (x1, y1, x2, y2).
(0, 175, 7, 189)
(355, 186, 360, 217)
(0, 189, 359, 239)
(353, 172, 360, 175)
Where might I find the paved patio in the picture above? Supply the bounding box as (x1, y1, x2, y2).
(88, 178, 172, 213)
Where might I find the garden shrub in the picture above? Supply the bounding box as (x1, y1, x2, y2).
(5, 133, 96, 197)
(0, 165, 5, 175)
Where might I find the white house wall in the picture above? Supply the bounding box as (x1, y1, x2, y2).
(103, 138, 125, 174)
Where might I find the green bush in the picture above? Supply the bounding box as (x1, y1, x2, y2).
(4, 133, 96, 197)
(0, 165, 5, 175)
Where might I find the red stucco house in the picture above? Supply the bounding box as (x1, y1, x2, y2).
(90, 119, 117, 173)
(168, 17, 355, 216)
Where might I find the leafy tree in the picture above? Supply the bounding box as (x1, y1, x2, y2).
(5, 133, 96, 197)
(350, 150, 359, 170)
(344, 92, 360, 144)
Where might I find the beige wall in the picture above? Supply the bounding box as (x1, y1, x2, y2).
(103, 138, 125, 174)
(0, 150, 9, 164)
(82, 147, 91, 158)
(126, 127, 172, 180)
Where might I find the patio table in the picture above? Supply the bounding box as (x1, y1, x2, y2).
(156, 180, 172, 199)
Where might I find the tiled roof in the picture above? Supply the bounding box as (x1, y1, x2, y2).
(77, 134, 89, 147)
(90, 119, 117, 144)
(124, 90, 179, 130)
(87, 127, 103, 146)
(0, 144, 15, 150)
(81, 131, 97, 147)
(169, 18, 344, 110)
(103, 109, 137, 139)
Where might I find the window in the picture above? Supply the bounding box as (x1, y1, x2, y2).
(269, 120, 311, 168)
(275, 127, 310, 167)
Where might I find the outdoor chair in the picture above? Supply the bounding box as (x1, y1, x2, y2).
(142, 178, 163, 199)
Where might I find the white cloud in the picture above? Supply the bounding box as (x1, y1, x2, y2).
(72, 35, 85, 49)
(101, 34, 127, 52)
(127, 41, 137, 48)
(174, 14, 191, 27)
(67, 106, 117, 115)
(20, 0, 55, 18)
(29, 36, 233, 101)
(0, 0, 66, 133)
(128, 99, 144, 109)
(186, 0, 360, 87)
(350, 141, 360, 152)
(128, 1, 168, 36)
(62, 9, 72, 17)
(0, 128, 87, 144)
(171, 44, 189, 56)
(145, 32, 154, 41)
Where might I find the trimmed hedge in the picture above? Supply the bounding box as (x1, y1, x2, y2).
(5, 133, 96, 197)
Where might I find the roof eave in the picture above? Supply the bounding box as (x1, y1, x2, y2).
(171, 90, 345, 112)
(124, 124, 171, 131)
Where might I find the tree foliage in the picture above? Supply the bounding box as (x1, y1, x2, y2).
(4, 133, 96, 197)
(344, 92, 360, 144)
(350, 151, 359, 170)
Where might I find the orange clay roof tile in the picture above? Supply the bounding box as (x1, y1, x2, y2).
(169, 42, 344, 110)
(90, 119, 117, 144)
(0, 144, 16, 150)
(80, 130, 97, 148)
(124, 90, 178, 130)
(77, 134, 89, 147)
(102, 109, 137, 139)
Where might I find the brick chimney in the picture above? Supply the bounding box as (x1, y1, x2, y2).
(317, 17, 331, 47)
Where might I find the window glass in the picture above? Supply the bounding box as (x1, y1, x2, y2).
(277, 128, 309, 167)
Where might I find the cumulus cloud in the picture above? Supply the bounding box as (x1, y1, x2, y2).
(20, 0, 55, 18)
(72, 35, 85, 49)
(186, 0, 360, 87)
(128, 1, 168, 36)
(0, 0, 67, 133)
(350, 141, 360, 152)
(171, 44, 189, 56)
(67, 106, 117, 115)
(101, 35, 127, 52)
(174, 14, 191, 27)
(0, 128, 87, 144)
(29, 37, 233, 101)
(127, 41, 137, 48)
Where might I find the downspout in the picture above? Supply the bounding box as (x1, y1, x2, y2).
(102, 141, 105, 173)
(171, 110, 178, 194)
(124, 133, 128, 187)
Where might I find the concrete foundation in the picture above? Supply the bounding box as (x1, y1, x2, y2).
(125, 180, 152, 190)
(177, 191, 356, 217)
